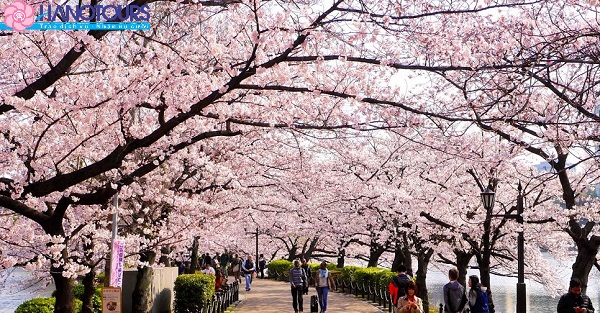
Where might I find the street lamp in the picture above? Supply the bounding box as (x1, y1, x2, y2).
(480, 187, 495, 210)
(245, 227, 259, 264)
(481, 183, 526, 313)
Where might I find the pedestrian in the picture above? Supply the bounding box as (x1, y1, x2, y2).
(389, 265, 412, 311)
(231, 253, 242, 283)
(290, 259, 307, 313)
(301, 258, 310, 294)
(313, 261, 336, 313)
(443, 268, 467, 313)
(215, 269, 225, 291)
(397, 280, 424, 313)
(557, 278, 595, 313)
(467, 275, 489, 313)
(241, 255, 256, 291)
(201, 263, 215, 275)
(212, 253, 220, 269)
(203, 252, 212, 269)
(258, 254, 267, 278)
(220, 252, 230, 278)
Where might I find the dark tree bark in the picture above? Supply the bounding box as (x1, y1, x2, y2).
(190, 237, 200, 273)
(554, 150, 600, 293)
(415, 247, 434, 313)
(391, 234, 412, 273)
(81, 232, 97, 313)
(336, 247, 345, 268)
(81, 270, 96, 313)
(132, 250, 157, 313)
(367, 240, 386, 267)
(159, 246, 172, 266)
(52, 265, 76, 313)
(455, 250, 473, 289)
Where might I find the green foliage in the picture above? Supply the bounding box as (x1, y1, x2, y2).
(15, 298, 55, 313)
(174, 273, 216, 313)
(266, 260, 294, 280)
(337, 266, 395, 285)
(16, 297, 83, 313)
(339, 265, 361, 281)
(266, 261, 394, 285)
(96, 272, 106, 284)
(72, 285, 102, 313)
(353, 267, 386, 282)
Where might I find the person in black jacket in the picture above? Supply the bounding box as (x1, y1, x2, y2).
(389, 265, 412, 311)
(557, 278, 595, 313)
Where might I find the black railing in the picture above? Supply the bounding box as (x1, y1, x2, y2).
(267, 270, 478, 313)
(335, 277, 394, 313)
(201, 281, 239, 313)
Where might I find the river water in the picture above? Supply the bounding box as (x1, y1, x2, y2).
(0, 268, 54, 313)
(426, 265, 600, 313)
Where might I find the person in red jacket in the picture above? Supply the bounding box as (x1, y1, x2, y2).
(389, 265, 412, 312)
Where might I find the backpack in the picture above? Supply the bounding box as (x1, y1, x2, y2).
(470, 289, 489, 313)
(389, 273, 411, 305)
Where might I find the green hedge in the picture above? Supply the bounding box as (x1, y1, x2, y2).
(266, 260, 294, 280)
(72, 285, 102, 313)
(50, 283, 102, 313)
(339, 265, 361, 281)
(266, 261, 397, 286)
(15, 297, 83, 313)
(174, 273, 216, 313)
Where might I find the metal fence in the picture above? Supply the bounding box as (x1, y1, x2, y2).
(334, 277, 396, 313)
(267, 270, 463, 313)
(200, 281, 240, 313)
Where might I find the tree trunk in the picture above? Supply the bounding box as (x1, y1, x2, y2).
(415, 247, 434, 313)
(159, 245, 172, 267)
(190, 237, 200, 273)
(367, 242, 385, 267)
(132, 250, 157, 313)
(337, 248, 345, 268)
(454, 249, 473, 289)
(554, 150, 600, 293)
(81, 271, 96, 313)
(52, 266, 76, 313)
(570, 219, 600, 293)
(391, 236, 411, 273)
(455, 250, 473, 289)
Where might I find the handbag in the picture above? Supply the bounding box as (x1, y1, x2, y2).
(252, 271, 257, 278)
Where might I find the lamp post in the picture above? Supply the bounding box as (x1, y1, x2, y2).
(245, 227, 259, 264)
(481, 183, 526, 313)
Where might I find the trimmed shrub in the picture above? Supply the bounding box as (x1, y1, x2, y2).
(352, 267, 387, 283)
(16, 297, 83, 313)
(72, 285, 102, 313)
(15, 298, 55, 313)
(266, 260, 294, 280)
(174, 273, 216, 313)
(339, 265, 360, 282)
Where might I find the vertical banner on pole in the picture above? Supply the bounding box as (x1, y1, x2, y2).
(110, 239, 125, 288)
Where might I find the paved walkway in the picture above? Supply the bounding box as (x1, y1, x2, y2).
(230, 278, 385, 313)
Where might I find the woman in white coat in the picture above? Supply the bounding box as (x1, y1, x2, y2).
(397, 280, 424, 313)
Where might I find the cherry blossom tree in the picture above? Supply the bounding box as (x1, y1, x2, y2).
(2, 1, 600, 313)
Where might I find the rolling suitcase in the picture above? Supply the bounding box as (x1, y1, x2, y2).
(310, 295, 319, 313)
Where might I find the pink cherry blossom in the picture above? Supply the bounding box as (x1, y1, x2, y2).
(3, 0, 35, 32)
